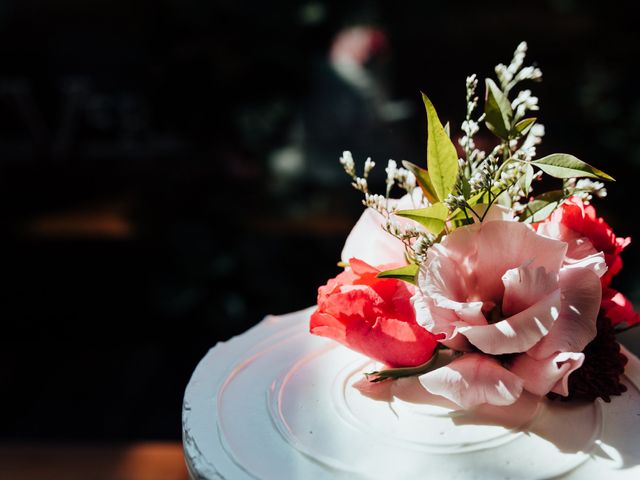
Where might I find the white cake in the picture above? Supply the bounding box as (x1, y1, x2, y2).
(182, 307, 640, 480)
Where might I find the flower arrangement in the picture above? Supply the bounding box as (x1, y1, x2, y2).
(310, 42, 639, 409)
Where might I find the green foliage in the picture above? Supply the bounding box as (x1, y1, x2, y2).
(402, 161, 439, 204)
(513, 117, 537, 137)
(531, 154, 615, 181)
(484, 78, 513, 139)
(396, 203, 449, 235)
(519, 190, 565, 223)
(422, 94, 459, 202)
(376, 263, 419, 285)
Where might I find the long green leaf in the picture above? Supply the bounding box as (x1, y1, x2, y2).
(513, 117, 536, 137)
(377, 263, 419, 285)
(520, 190, 565, 223)
(402, 160, 438, 204)
(531, 154, 615, 181)
(396, 202, 449, 235)
(422, 94, 459, 202)
(484, 78, 513, 139)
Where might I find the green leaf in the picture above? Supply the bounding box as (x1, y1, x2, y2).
(531, 154, 615, 181)
(520, 190, 565, 223)
(513, 117, 536, 137)
(396, 202, 449, 235)
(484, 78, 513, 139)
(377, 263, 419, 285)
(517, 163, 535, 197)
(422, 94, 459, 201)
(460, 173, 471, 199)
(402, 160, 438, 204)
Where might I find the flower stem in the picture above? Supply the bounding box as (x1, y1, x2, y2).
(615, 323, 640, 335)
(364, 348, 447, 383)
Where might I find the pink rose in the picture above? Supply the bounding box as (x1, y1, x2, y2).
(310, 258, 440, 367)
(413, 219, 606, 409)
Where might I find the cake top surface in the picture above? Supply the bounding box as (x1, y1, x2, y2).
(183, 308, 640, 480)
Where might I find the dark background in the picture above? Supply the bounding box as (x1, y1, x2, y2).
(1, 0, 639, 442)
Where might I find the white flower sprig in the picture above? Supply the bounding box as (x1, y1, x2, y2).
(495, 41, 542, 96)
(338, 41, 615, 265)
(340, 150, 431, 262)
(459, 74, 487, 173)
(565, 178, 607, 204)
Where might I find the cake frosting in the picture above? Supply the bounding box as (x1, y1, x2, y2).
(182, 307, 640, 480)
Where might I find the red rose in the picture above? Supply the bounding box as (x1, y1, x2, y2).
(536, 196, 630, 287)
(310, 258, 439, 367)
(601, 287, 640, 327)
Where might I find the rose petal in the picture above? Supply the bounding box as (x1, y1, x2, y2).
(420, 248, 487, 326)
(509, 352, 584, 397)
(601, 288, 640, 327)
(560, 241, 607, 278)
(473, 221, 567, 303)
(310, 311, 348, 344)
(527, 267, 601, 359)
(349, 258, 381, 277)
(458, 289, 561, 355)
(419, 353, 524, 409)
(341, 208, 407, 266)
(451, 391, 541, 429)
(501, 265, 559, 317)
(412, 292, 472, 351)
(352, 377, 394, 402)
(312, 258, 439, 367)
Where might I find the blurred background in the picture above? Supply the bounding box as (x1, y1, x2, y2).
(1, 0, 639, 468)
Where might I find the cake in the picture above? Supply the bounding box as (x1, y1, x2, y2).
(183, 308, 640, 479)
(183, 42, 640, 479)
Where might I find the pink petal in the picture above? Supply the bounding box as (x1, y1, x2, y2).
(527, 267, 601, 359)
(473, 221, 567, 303)
(419, 247, 491, 327)
(419, 353, 524, 409)
(341, 208, 407, 266)
(352, 377, 394, 402)
(459, 289, 561, 355)
(536, 221, 577, 244)
(509, 352, 585, 397)
(395, 188, 427, 210)
(451, 391, 541, 429)
(412, 292, 472, 351)
(501, 265, 559, 317)
(561, 242, 607, 278)
(391, 376, 461, 409)
(537, 224, 608, 278)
